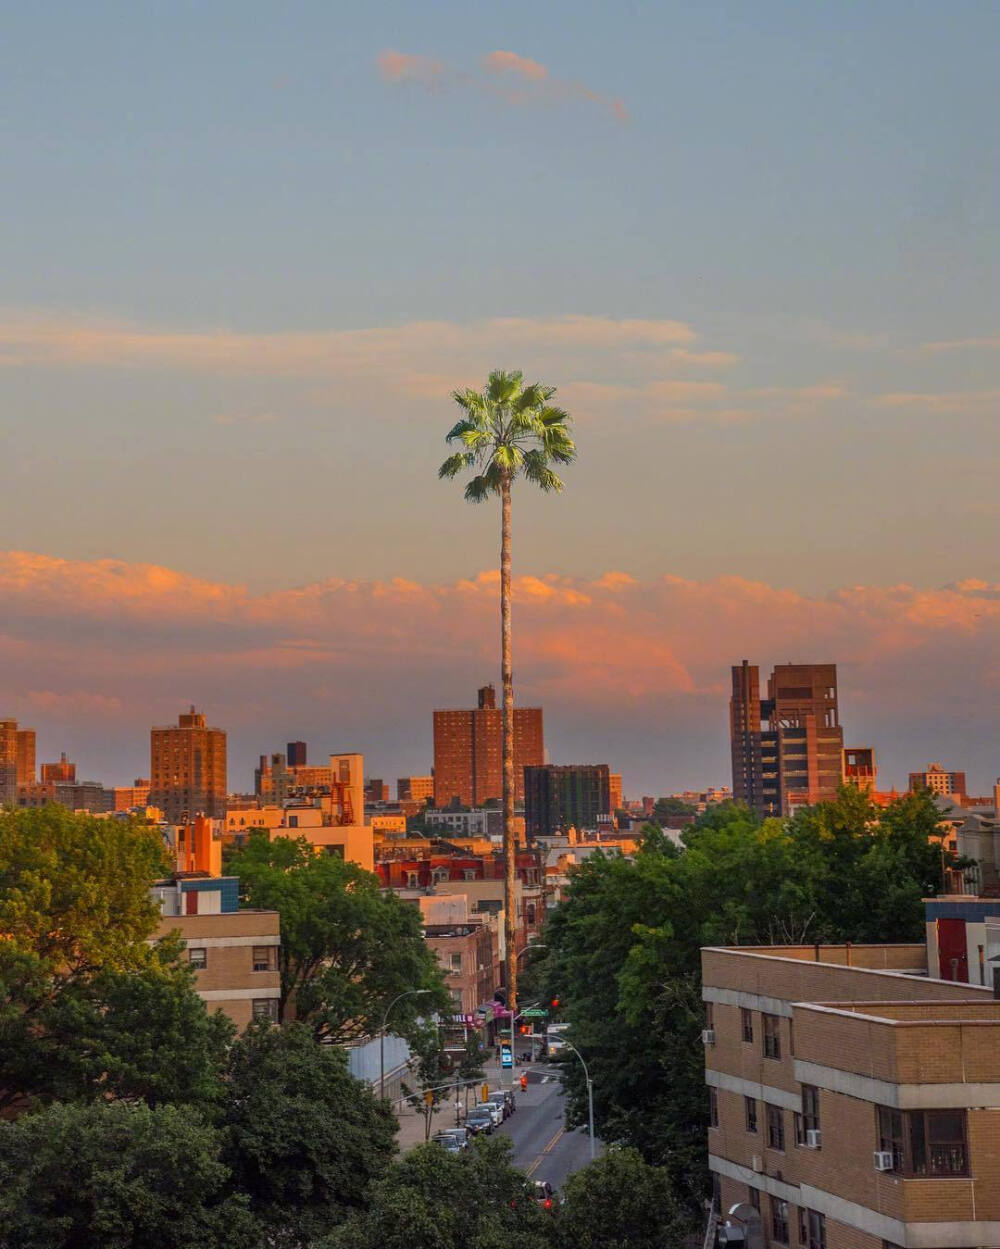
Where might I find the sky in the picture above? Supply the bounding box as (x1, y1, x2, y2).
(2, 2, 999, 796)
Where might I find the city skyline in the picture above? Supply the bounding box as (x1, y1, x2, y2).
(2, 547, 999, 797)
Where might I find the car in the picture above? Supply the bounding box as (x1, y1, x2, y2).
(487, 1091, 513, 1119)
(533, 1180, 556, 1211)
(437, 1127, 470, 1149)
(431, 1133, 462, 1153)
(480, 1100, 504, 1126)
(464, 1109, 495, 1135)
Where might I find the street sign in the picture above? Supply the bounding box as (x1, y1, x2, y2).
(500, 1043, 513, 1069)
(521, 1008, 549, 1018)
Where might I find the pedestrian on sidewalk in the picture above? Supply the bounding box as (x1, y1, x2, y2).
(519, 1072, 528, 1093)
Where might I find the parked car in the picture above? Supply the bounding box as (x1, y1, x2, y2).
(533, 1180, 556, 1211)
(487, 1091, 513, 1119)
(437, 1127, 470, 1149)
(480, 1100, 504, 1126)
(464, 1108, 495, 1135)
(431, 1133, 462, 1153)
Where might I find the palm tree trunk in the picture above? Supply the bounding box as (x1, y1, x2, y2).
(500, 471, 517, 1013)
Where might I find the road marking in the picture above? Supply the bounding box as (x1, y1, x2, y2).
(526, 1125, 564, 1176)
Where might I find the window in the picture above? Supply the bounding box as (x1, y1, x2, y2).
(771, 1198, 789, 1245)
(287, 815, 298, 828)
(802, 1085, 821, 1136)
(252, 946, 273, 972)
(406, 872, 419, 888)
(876, 1107, 967, 1176)
(763, 1013, 781, 1059)
(741, 1007, 754, 1043)
(910, 1109, 967, 1177)
(252, 998, 279, 1022)
(450, 952, 463, 971)
(188, 947, 207, 969)
(705, 1001, 714, 1030)
(745, 1096, 758, 1134)
(801, 1210, 825, 1249)
(766, 1104, 785, 1151)
(749, 1187, 760, 1211)
(711, 1173, 722, 1211)
(709, 1086, 719, 1129)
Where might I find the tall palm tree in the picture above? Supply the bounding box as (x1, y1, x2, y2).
(439, 369, 576, 1011)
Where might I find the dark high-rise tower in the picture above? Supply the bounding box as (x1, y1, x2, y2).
(730, 662, 844, 817)
(287, 741, 307, 768)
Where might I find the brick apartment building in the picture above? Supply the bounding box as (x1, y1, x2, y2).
(433, 684, 543, 808)
(703, 942, 1000, 1248)
(150, 707, 227, 822)
(424, 921, 495, 1016)
(731, 662, 845, 818)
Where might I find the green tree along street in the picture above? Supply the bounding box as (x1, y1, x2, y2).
(320, 1138, 554, 1249)
(0, 1101, 259, 1249)
(541, 787, 954, 1212)
(557, 1148, 691, 1249)
(439, 368, 576, 1012)
(221, 1021, 397, 1245)
(224, 832, 451, 1040)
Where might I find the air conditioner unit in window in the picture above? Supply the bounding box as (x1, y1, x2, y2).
(874, 1151, 894, 1171)
(805, 1129, 822, 1149)
(701, 1028, 716, 1045)
(751, 1155, 764, 1173)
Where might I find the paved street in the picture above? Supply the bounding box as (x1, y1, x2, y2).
(496, 1063, 601, 1194)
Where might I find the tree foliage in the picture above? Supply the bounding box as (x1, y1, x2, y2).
(225, 832, 450, 1041)
(541, 788, 952, 1209)
(0, 1101, 258, 1249)
(220, 1021, 397, 1245)
(320, 1137, 554, 1249)
(556, 1148, 691, 1249)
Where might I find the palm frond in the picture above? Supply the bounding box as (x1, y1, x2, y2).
(463, 474, 494, 503)
(486, 369, 524, 407)
(438, 452, 474, 479)
(522, 449, 564, 493)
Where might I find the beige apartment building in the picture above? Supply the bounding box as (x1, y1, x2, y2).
(703, 943, 1000, 1249)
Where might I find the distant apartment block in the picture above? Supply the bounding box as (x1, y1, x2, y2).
(113, 778, 151, 811)
(843, 746, 877, 792)
(730, 661, 844, 817)
(703, 941, 999, 1249)
(364, 777, 390, 804)
(609, 773, 623, 812)
(150, 707, 227, 822)
(0, 719, 36, 803)
(397, 775, 435, 802)
(523, 764, 612, 840)
(40, 752, 75, 783)
(433, 684, 543, 807)
(286, 740, 307, 767)
(910, 763, 967, 800)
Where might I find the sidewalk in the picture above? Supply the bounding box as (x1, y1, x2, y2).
(393, 1057, 555, 1152)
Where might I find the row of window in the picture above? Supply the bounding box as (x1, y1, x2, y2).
(705, 1002, 784, 1059)
(709, 1085, 969, 1178)
(713, 1179, 824, 1249)
(188, 945, 276, 972)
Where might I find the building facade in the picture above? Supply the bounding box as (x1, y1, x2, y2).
(433, 684, 543, 808)
(523, 764, 612, 840)
(397, 775, 435, 802)
(0, 719, 36, 803)
(910, 763, 967, 800)
(150, 707, 227, 822)
(703, 942, 1000, 1249)
(731, 662, 845, 817)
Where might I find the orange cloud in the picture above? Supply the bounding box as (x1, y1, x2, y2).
(3, 549, 1000, 793)
(482, 50, 548, 82)
(376, 47, 627, 122)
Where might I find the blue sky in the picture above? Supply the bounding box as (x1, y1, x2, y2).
(2, 3, 999, 793)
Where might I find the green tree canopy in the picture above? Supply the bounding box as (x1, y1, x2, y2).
(320, 1137, 553, 1249)
(220, 1021, 397, 1245)
(225, 832, 450, 1041)
(541, 788, 952, 1209)
(0, 1100, 258, 1249)
(556, 1148, 691, 1249)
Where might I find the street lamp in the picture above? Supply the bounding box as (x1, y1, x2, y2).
(380, 988, 432, 1100)
(561, 1039, 596, 1161)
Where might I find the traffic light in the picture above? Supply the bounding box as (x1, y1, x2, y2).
(519, 1024, 531, 1035)
(551, 997, 560, 1010)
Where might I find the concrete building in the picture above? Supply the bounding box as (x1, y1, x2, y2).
(150, 707, 227, 822)
(843, 747, 877, 792)
(398, 775, 435, 802)
(910, 764, 968, 800)
(702, 941, 1000, 1249)
(433, 684, 543, 807)
(524, 763, 612, 840)
(731, 661, 845, 817)
(113, 778, 151, 811)
(609, 773, 623, 813)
